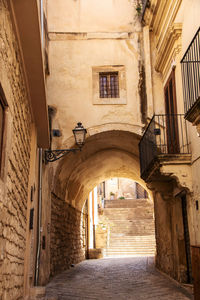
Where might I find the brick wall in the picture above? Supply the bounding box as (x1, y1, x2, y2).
(50, 193, 87, 277)
(0, 1, 32, 299)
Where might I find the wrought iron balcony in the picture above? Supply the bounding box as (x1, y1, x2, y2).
(139, 114, 190, 180)
(181, 27, 200, 121)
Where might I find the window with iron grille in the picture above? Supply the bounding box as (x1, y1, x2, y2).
(99, 72, 119, 98)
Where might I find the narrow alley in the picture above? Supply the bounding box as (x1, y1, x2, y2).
(45, 257, 193, 300)
(1, 1, 200, 299)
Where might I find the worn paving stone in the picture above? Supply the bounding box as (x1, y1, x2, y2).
(46, 257, 193, 300)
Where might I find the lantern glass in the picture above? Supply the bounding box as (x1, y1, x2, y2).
(73, 122, 87, 147)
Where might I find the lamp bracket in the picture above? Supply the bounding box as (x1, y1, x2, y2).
(45, 148, 81, 163)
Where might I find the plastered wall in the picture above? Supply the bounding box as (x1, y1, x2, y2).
(47, 0, 145, 150)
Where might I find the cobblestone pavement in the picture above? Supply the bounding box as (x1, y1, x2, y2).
(46, 257, 193, 300)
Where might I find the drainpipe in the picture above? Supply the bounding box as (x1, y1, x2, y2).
(35, 148, 43, 286)
(92, 190, 96, 249)
(34, 0, 44, 285)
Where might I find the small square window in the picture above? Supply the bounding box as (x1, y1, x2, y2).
(92, 65, 126, 105)
(99, 72, 119, 98)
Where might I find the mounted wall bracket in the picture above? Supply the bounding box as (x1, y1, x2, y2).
(45, 148, 81, 163)
(45, 122, 87, 163)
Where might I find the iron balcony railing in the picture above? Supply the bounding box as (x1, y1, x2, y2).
(181, 27, 200, 114)
(139, 114, 190, 180)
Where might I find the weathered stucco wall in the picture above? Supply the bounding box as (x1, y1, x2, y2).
(0, 1, 32, 299)
(47, 0, 144, 151)
(48, 0, 140, 33)
(50, 193, 87, 277)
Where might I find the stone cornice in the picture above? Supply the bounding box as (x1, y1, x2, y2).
(143, 0, 183, 75)
(155, 23, 182, 73)
(143, 0, 182, 30)
(48, 32, 139, 41)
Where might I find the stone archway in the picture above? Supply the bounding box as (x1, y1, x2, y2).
(49, 129, 153, 277)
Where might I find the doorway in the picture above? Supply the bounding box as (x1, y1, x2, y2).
(164, 69, 180, 154)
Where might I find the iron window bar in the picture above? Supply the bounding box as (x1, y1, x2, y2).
(99, 72, 119, 98)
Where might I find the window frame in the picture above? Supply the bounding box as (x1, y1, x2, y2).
(92, 65, 127, 105)
(99, 72, 119, 98)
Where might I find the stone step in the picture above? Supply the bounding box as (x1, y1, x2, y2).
(109, 225, 154, 229)
(104, 208, 153, 212)
(110, 230, 155, 234)
(104, 207, 153, 213)
(106, 251, 155, 255)
(107, 247, 156, 251)
(109, 242, 155, 245)
(104, 208, 153, 213)
(101, 198, 156, 258)
(111, 232, 155, 235)
(110, 229, 155, 233)
(110, 230, 155, 235)
(106, 254, 155, 257)
(110, 234, 155, 238)
(108, 219, 154, 223)
(106, 253, 155, 257)
(106, 249, 155, 253)
(109, 243, 155, 247)
(110, 237, 155, 242)
(110, 226, 155, 231)
(108, 240, 156, 245)
(110, 227, 155, 231)
(106, 247, 156, 251)
(109, 242, 155, 246)
(110, 236, 155, 239)
(108, 220, 154, 225)
(104, 199, 153, 208)
(106, 220, 154, 224)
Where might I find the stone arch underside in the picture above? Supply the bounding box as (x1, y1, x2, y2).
(52, 129, 152, 209)
(49, 129, 155, 277)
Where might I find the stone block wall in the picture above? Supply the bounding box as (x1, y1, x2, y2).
(0, 1, 32, 299)
(50, 193, 87, 277)
(154, 192, 188, 283)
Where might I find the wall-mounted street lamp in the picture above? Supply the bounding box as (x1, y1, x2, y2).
(45, 122, 87, 162)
